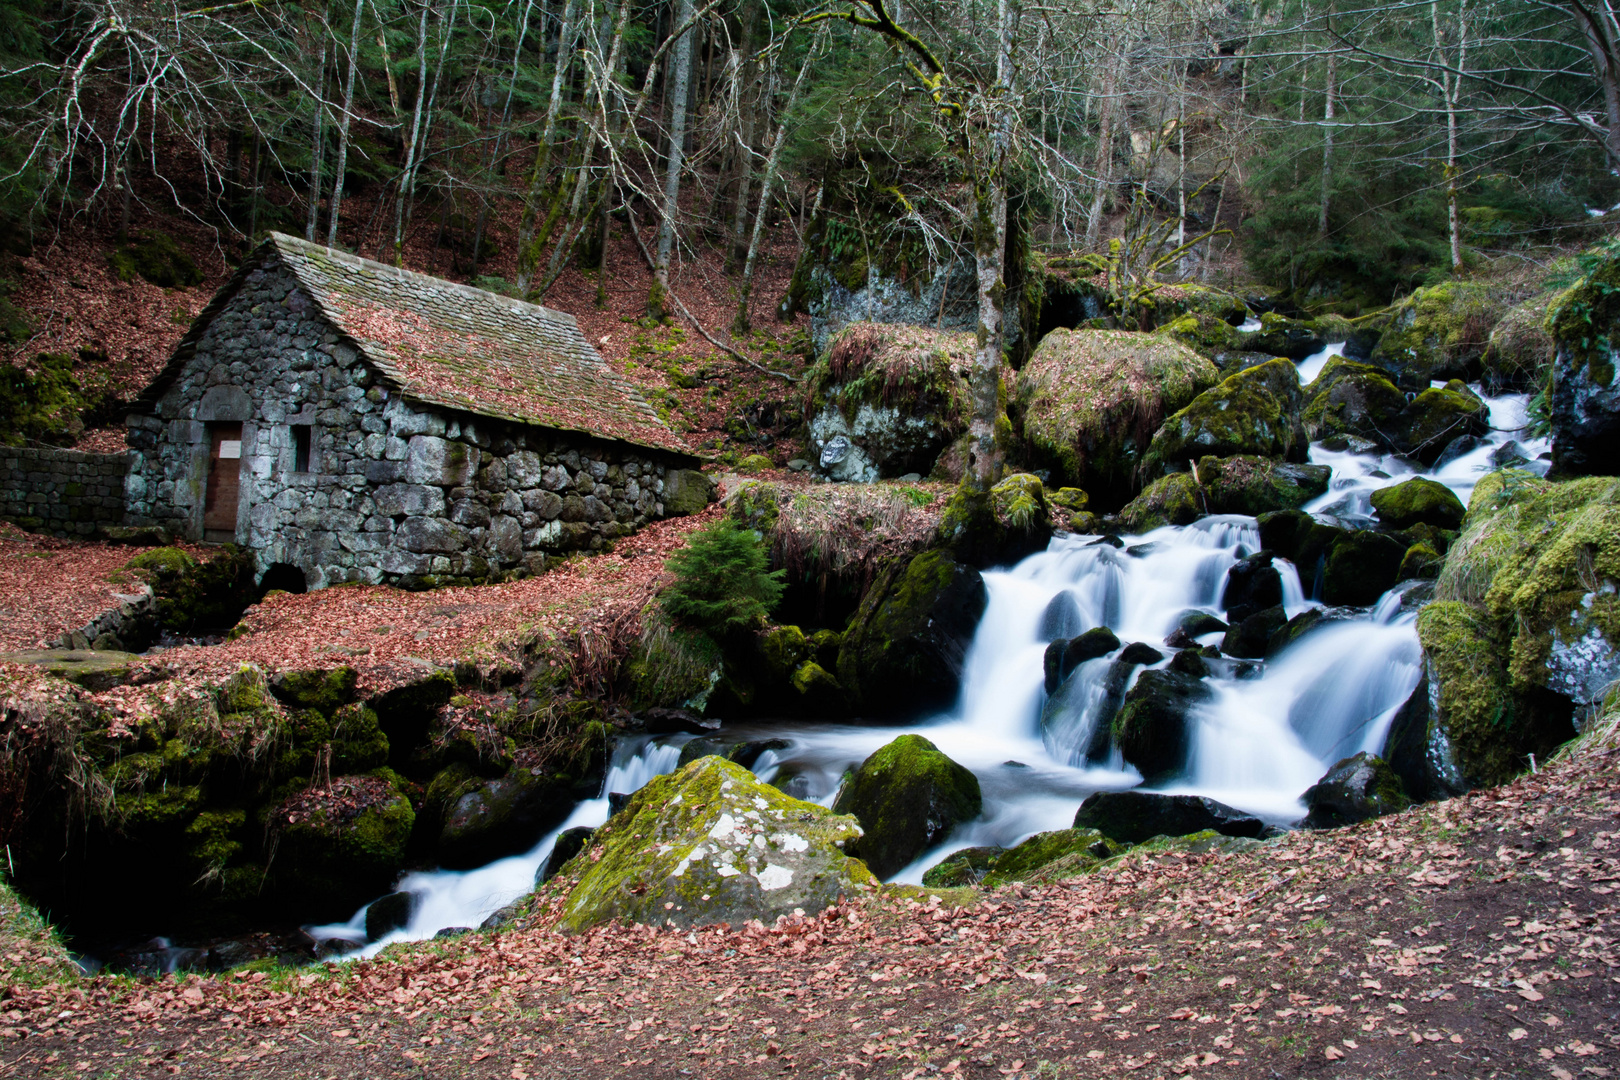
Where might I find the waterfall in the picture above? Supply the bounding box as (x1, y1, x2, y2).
(309, 344, 1552, 943)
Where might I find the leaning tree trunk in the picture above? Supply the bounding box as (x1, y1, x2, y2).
(1318, 1, 1337, 242)
(326, 0, 367, 246)
(649, 0, 697, 320)
(515, 0, 584, 294)
(1085, 47, 1122, 251)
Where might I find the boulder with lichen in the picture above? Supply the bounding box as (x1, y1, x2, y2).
(1142, 359, 1309, 478)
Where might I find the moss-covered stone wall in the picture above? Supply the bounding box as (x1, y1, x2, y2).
(0, 446, 130, 538)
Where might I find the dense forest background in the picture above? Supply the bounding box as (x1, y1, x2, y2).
(0, 0, 1617, 450)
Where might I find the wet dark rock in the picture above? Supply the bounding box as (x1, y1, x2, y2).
(1432, 434, 1485, 470)
(1221, 551, 1283, 623)
(731, 738, 793, 770)
(607, 791, 632, 816)
(1117, 642, 1165, 667)
(1301, 752, 1411, 829)
(1073, 790, 1265, 844)
(365, 890, 415, 942)
(1168, 649, 1211, 677)
(1111, 670, 1211, 782)
(538, 826, 596, 885)
(1089, 534, 1125, 548)
(836, 550, 988, 718)
(434, 926, 473, 939)
(1257, 510, 1345, 599)
(1125, 542, 1163, 558)
(1490, 441, 1529, 469)
(1269, 608, 1327, 654)
(834, 734, 982, 879)
(1043, 627, 1121, 693)
(479, 900, 526, 930)
(1391, 382, 1491, 465)
(1165, 609, 1228, 649)
(1038, 591, 1084, 641)
(1548, 260, 1620, 476)
(641, 707, 718, 735)
(1221, 604, 1288, 659)
(439, 761, 601, 870)
(1322, 530, 1407, 606)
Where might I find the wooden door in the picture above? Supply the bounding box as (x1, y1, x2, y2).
(203, 423, 243, 540)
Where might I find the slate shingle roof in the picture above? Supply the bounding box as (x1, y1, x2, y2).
(144, 233, 693, 458)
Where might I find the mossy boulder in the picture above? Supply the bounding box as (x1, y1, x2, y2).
(1370, 477, 1466, 530)
(1399, 542, 1444, 581)
(270, 667, 359, 713)
(1016, 329, 1218, 504)
(1196, 455, 1330, 516)
(833, 735, 982, 879)
(625, 613, 724, 713)
(0, 351, 100, 448)
(937, 473, 1053, 567)
(549, 756, 874, 932)
(1399, 601, 1574, 793)
(1483, 293, 1557, 393)
(439, 757, 603, 869)
(1258, 510, 1347, 599)
(1221, 604, 1288, 659)
(1548, 255, 1620, 476)
(1072, 790, 1264, 844)
(270, 779, 415, 917)
(1143, 359, 1309, 477)
(1301, 752, 1410, 829)
(105, 230, 205, 288)
(0, 649, 142, 692)
(1436, 470, 1620, 705)
(1369, 282, 1506, 387)
(1239, 312, 1324, 360)
(1391, 382, 1491, 465)
(1111, 669, 1211, 782)
(1322, 530, 1407, 606)
(836, 549, 987, 717)
(1221, 551, 1283, 623)
(1154, 312, 1245, 360)
(1301, 359, 1407, 443)
(805, 323, 982, 481)
(1137, 283, 1249, 328)
(1117, 473, 1202, 532)
(921, 845, 1001, 888)
(663, 469, 716, 516)
(979, 827, 1123, 887)
(127, 544, 256, 633)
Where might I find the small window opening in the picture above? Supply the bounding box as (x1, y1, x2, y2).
(291, 424, 312, 473)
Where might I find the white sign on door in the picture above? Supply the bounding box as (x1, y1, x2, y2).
(219, 440, 242, 459)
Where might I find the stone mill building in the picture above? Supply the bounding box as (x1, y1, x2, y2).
(122, 232, 709, 590)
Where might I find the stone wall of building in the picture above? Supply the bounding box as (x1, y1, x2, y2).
(125, 256, 710, 589)
(0, 446, 131, 538)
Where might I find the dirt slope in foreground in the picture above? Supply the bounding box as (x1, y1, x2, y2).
(4, 724, 1620, 1079)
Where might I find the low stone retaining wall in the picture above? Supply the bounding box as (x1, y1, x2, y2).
(0, 446, 130, 538)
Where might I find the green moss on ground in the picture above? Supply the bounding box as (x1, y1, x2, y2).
(105, 231, 204, 288)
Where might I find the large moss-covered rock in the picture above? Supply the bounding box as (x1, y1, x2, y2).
(1196, 455, 1330, 516)
(550, 756, 874, 932)
(1301, 752, 1410, 829)
(438, 748, 605, 869)
(1016, 329, 1218, 504)
(1483, 293, 1557, 393)
(1143, 359, 1309, 477)
(938, 474, 1053, 567)
(833, 735, 981, 878)
(1322, 530, 1407, 606)
(126, 544, 256, 634)
(663, 469, 716, 516)
(624, 614, 725, 713)
(1403, 602, 1573, 792)
(1548, 257, 1620, 476)
(921, 845, 1001, 888)
(1391, 382, 1491, 465)
(1111, 669, 1210, 782)
(1369, 282, 1506, 387)
(1437, 470, 1620, 704)
(1072, 791, 1264, 844)
(1370, 477, 1466, 530)
(1117, 473, 1202, 532)
(270, 778, 415, 917)
(1137, 283, 1249, 327)
(805, 322, 982, 481)
(1301, 359, 1406, 443)
(1258, 510, 1347, 598)
(837, 550, 987, 717)
(0, 649, 142, 692)
(1154, 313, 1245, 363)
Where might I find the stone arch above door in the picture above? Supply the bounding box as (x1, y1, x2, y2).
(197, 386, 254, 423)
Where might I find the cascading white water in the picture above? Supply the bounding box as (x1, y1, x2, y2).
(308, 738, 686, 957)
(311, 340, 1555, 943)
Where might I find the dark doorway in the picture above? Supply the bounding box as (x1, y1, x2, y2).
(203, 422, 243, 543)
(258, 562, 309, 596)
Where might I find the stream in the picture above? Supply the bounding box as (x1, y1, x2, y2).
(308, 343, 1551, 955)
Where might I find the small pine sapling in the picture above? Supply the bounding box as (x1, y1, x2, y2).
(661, 520, 785, 635)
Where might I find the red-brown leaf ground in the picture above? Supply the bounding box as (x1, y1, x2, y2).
(3, 716, 1618, 1079)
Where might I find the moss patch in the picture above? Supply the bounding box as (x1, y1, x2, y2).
(1370, 281, 1508, 385)
(1117, 473, 1203, 532)
(833, 734, 981, 879)
(1143, 359, 1308, 477)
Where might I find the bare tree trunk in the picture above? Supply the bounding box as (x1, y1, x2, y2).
(393, 0, 433, 263)
(307, 38, 330, 242)
(1319, 1, 1338, 241)
(326, 0, 366, 246)
(472, 0, 537, 271)
(734, 34, 817, 333)
(1434, 0, 1469, 268)
(649, 0, 696, 320)
(1085, 46, 1122, 251)
(967, 0, 1016, 492)
(515, 0, 583, 293)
